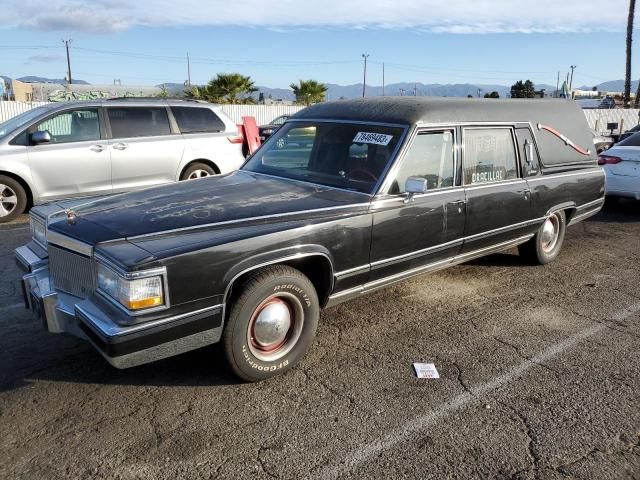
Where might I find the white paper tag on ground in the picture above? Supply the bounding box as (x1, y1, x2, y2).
(413, 363, 440, 379)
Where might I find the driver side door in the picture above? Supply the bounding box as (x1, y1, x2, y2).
(26, 107, 112, 200)
(369, 128, 466, 283)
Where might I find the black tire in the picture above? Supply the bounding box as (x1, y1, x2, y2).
(518, 210, 566, 265)
(223, 265, 319, 382)
(180, 162, 216, 181)
(0, 175, 27, 223)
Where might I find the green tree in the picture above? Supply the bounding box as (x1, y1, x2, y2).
(290, 79, 328, 105)
(510, 80, 536, 98)
(484, 91, 500, 98)
(625, 0, 636, 107)
(193, 73, 258, 104)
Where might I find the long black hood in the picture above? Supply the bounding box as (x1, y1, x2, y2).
(48, 171, 370, 242)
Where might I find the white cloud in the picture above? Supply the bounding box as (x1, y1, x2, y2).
(2, 0, 629, 34)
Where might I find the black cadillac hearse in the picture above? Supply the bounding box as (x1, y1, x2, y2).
(16, 98, 604, 381)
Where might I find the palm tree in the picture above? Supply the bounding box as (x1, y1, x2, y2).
(202, 73, 258, 104)
(624, 0, 636, 108)
(290, 80, 328, 106)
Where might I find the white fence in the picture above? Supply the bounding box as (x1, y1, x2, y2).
(583, 109, 640, 133)
(0, 101, 304, 125)
(2, 101, 638, 134)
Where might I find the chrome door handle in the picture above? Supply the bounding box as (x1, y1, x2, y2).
(517, 189, 531, 200)
(113, 142, 129, 150)
(89, 144, 105, 152)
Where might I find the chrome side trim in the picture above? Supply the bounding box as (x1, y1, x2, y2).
(46, 230, 93, 256)
(125, 203, 371, 241)
(576, 197, 605, 211)
(464, 179, 526, 191)
(334, 264, 370, 278)
(526, 169, 603, 182)
(326, 234, 533, 308)
(569, 206, 602, 226)
(222, 251, 335, 310)
(463, 216, 545, 243)
(76, 303, 223, 337)
(370, 237, 463, 268)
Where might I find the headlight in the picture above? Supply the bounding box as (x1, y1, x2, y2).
(30, 216, 47, 248)
(97, 263, 166, 311)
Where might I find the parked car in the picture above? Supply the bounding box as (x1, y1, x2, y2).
(0, 99, 245, 222)
(591, 129, 613, 154)
(258, 115, 289, 141)
(599, 131, 640, 200)
(617, 123, 640, 142)
(16, 98, 604, 381)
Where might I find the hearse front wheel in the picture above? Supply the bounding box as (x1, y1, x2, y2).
(222, 265, 319, 382)
(518, 210, 566, 265)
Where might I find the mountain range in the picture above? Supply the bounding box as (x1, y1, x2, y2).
(3, 76, 638, 99)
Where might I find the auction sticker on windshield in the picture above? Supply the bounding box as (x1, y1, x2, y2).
(353, 132, 393, 146)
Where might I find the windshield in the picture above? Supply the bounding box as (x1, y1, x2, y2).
(243, 121, 404, 194)
(0, 106, 51, 140)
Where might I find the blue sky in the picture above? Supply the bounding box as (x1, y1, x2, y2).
(0, 0, 634, 89)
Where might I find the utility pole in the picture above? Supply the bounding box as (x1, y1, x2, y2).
(62, 39, 72, 84)
(414, 83, 417, 96)
(569, 65, 576, 91)
(187, 52, 191, 88)
(382, 62, 385, 96)
(556, 71, 560, 97)
(361, 53, 370, 97)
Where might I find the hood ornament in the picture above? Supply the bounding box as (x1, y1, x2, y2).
(65, 209, 77, 225)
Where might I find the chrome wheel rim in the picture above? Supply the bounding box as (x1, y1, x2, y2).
(0, 184, 18, 218)
(187, 169, 211, 180)
(541, 214, 560, 253)
(247, 293, 304, 362)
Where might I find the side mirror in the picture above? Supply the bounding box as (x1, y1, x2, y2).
(31, 131, 51, 145)
(404, 176, 427, 203)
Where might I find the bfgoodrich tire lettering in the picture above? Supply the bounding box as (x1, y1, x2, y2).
(222, 265, 319, 382)
(518, 210, 566, 265)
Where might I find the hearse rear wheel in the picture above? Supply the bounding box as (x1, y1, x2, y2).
(518, 210, 566, 265)
(222, 265, 319, 382)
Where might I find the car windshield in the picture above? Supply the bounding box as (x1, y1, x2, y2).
(243, 121, 404, 194)
(617, 131, 640, 147)
(0, 106, 52, 140)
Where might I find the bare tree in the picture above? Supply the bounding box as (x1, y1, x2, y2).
(624, 0, 636, 108)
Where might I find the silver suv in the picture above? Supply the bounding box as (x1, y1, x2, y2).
(0, 99, 245, 222)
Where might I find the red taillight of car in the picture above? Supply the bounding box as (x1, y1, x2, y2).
(227, 135, 244, 144)
(597, 155, 623, 165)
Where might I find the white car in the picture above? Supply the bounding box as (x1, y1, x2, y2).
(0, 99, 245, 222)
(599, 132, 640, 200)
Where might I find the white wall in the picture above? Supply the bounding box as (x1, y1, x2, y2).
(2, 100, 638, 134)
(0, 101, 305, 125)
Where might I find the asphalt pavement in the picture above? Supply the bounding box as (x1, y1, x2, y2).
(1, 202, 639, 480)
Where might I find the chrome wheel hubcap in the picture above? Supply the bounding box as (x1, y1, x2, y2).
(187, 169, 210, 179)
(541, 215, 560, 253)
(248, 293, 304, 362)
(0, 184, 18, 217)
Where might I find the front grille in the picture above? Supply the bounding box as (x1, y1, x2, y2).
(49, 245, 95, 299)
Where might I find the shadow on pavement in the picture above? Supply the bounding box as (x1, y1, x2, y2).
(588, 198, 640, 223)
(1, 332, 243, 393)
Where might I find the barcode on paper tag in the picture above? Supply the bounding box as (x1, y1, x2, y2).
(353, 132, 393, 146)
(413, 363, 440, 379)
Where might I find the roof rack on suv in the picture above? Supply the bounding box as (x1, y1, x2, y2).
(105, 97, 205, 102)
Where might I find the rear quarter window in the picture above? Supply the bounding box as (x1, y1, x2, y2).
(172, 107, 226, 134)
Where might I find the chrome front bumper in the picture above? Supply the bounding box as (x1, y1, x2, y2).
(16, 244, 224, 369)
